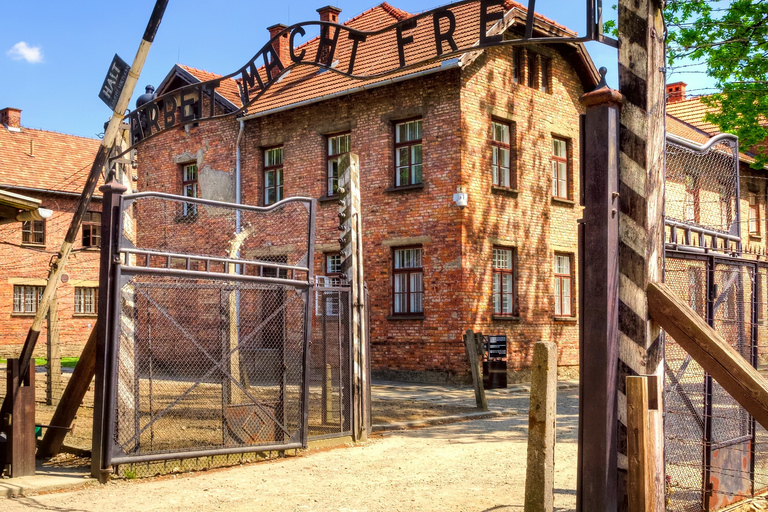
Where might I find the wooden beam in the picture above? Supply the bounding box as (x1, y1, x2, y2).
(463, 329, 488, 411)
(37, 324, 97, 458)
(626, 376, 656, 512)
(647, 282, 768, 430)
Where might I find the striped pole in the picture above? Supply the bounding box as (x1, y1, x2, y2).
(617, 0, 666, 508)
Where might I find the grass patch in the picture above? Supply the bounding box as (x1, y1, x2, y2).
(0, 357, 79, 368)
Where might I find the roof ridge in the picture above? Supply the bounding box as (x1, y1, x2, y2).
(379, 2, 410, 20)
(10, 126, 100, 142)
(666, 112, 715, 138)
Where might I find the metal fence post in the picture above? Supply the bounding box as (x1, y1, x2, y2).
(91, 177, 127, 482)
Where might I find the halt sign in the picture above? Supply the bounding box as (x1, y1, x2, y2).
(99, 54, 130, 111)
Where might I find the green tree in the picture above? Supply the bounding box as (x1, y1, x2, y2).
(666, 0, 768, 168)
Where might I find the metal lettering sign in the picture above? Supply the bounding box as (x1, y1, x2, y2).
(98, 54, 130, 111)
(118, 0, 614, 156)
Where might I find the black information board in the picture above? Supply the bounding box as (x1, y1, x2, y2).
(483, 335, 507, 389)
(98, 54, 130, 111)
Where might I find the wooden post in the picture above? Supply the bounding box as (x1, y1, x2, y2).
(325, 364, 333, 424)
(5, 358, 35, 477)
(577, 71, 622, 512)
(463, 329, 488, 411)
(46, 292, 61, 406)
(617, 0, 666, 507)
(626, 376, 655, 512)
(524, 341, 557, 512)
(37, 323, 97, 458)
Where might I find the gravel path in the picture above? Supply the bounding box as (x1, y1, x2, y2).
(1, 389, 579, 512)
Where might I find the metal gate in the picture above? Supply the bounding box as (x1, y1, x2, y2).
(92, 191, 355, 478)
(662, 132, 768, 510)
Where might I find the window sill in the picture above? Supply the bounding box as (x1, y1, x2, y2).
(750, 234, 762, 241)
(492, 315, 521, 322)
(386, 314, 425, 321)
(553, 316, 577, 323)
(551, 197, 576, 207)
(11, 313, 37, 317)
(318, 194, 340, 203)
(491, 186, 519, 198)
(80, 246, 100, 251)
(385, 183, 424, 194)
(73, 313, 98, 318)
(20, 243, 46, 249)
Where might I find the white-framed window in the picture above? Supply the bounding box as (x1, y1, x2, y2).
(21, 220, 45, 245)
(182, 163, 198, 216)
(551, 138, 569, 200)
(13, 285, 44, 314)
(74, 287, 98, 315)
(491, 121, 512, 188)
(327, 133, 350, 196)
(554, 254, 572, 317)
(393, 246, 423, 315)
(394, 119, 423, 187)
(492, 247, 516, 316)
(264, 147, 284, 205)
(749, 192, 760, 236)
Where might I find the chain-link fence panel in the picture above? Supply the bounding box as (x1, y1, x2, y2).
(307, 287, 352, 439)
(755, 266, 768, 494)
(665, 137, 740, 237)
(665, 256, 708, 511)
(112, 275, 308, 476)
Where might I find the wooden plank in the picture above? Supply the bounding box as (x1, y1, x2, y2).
(627, 376, 654, 512)
(463, 329, 488, 411)
(647, 282, 768, 430)
(524, 341, 557, 512)
(37, 324, 97, 458)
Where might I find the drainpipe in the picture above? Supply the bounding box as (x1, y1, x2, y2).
(236, 119, 244, 233)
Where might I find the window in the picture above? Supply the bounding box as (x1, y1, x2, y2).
(182, 163, 198, 216)
(74, 287, 98, 315)
(493, 247, 516, 316)
(21, 220, 45, 245)
(316, 253, 343, 316)
(749, 193, 760, 236)
(491, 121, 512, 188)
(551, 138, 569, 199)
(554, 254, 572, 317)
(12, 285, 44, 314)
(327, 133, 350, 196)
(325, 252, 343, 283)
(393, 247, 423, 315)
(540, 57, 550, 93)
(527, 52, 537, 89)
(264, 147, 284, 205)
(512, 49, 521, 84)
(82, 211, 101, 248)
(394, 119, 423, 187)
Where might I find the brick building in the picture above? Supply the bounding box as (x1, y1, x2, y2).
(0, 107, 101, 358)
(134, 1, 601, 382)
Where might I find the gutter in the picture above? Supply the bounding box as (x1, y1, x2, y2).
(0, 184, 103, 200)
(239, 58, 460, 122)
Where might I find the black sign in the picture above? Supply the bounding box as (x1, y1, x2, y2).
(487, 335, 507, 358)
(99, 54, 130, 111)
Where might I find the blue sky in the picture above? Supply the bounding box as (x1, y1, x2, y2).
(0, 0, 714, 140)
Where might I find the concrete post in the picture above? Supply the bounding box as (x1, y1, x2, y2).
(46, 292, 61, 406)
(524, 341, 557, 512)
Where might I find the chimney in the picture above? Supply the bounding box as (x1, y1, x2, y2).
(0, 107, 22, 131)
(267, 24, 290, 71)
(666, 82, 687, 103)
(318, 5, 342, 24)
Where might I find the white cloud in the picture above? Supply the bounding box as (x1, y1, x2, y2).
(6, 42, 43, 64)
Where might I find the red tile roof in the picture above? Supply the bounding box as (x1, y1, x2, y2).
(177, 65, 243, 108)
(242, 1, 580, 116)
(0, 125, 101, 194)
(666, 97, 721, 135)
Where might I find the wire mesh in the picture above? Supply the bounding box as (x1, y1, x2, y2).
(664, 256, 768, 511)
(307, 287, 352, 439)
(665, 139, 739, 235)
(114, 275, 308, 467)
(121, 194, 312, 277)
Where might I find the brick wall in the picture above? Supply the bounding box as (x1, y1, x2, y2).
(0, 192, 101, 358)
(135, 42, 590, 382)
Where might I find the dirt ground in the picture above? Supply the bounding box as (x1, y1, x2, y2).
(1, 389, 579, 512)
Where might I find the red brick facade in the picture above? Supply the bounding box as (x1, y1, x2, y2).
(0, 110, 101, 358)
(134, 3, 598, 382)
